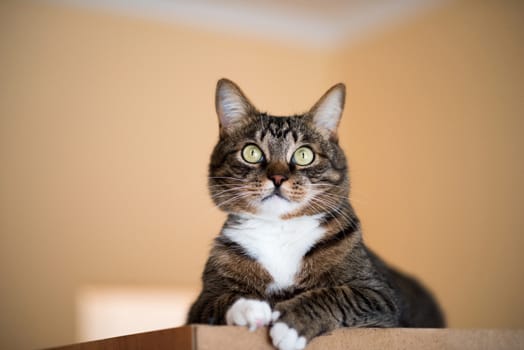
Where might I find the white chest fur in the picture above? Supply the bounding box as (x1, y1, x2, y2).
(223, 215, 326, 293)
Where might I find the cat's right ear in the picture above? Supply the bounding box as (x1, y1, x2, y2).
(215, 79, 255, 135)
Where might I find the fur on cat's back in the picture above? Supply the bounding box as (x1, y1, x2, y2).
(187, 79, 444, 350)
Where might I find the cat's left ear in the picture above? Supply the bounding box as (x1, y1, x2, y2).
(308, 83, 346, 140)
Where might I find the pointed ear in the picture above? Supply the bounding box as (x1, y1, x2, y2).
(215, 78, 256, 134)
(308, 83, 346, 139)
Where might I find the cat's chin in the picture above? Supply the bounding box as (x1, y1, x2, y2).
(254, 195, 303, 219)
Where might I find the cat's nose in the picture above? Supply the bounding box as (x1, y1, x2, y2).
(269, 175, 288, 187)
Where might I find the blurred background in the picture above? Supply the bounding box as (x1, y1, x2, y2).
(1, 0, 523, 349)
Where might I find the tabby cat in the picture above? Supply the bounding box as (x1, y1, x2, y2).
(187, 79, 444, 350)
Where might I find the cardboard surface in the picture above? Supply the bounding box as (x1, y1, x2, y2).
(50, 325, 524, 350)
(48, 327, 193, 350)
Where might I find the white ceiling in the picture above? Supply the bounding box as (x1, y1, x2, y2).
(44, 0, 448, 48)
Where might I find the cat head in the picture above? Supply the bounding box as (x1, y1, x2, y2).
(209, 79, 349, 220)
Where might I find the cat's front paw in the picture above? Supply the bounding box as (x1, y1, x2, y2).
(270, 322, 307, 350)
(225, 298, 272, 331)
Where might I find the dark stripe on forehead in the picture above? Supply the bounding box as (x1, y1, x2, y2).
(268, 119, 291, 138)
(255, 114, 307, 142)
(291, 130, 299, 143)
(255, 113, 269, 140)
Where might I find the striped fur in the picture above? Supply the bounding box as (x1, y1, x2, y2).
(187, 79, 444, 349)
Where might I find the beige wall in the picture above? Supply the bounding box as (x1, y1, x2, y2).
(333, 0, 524, 330)
(0, 0, 523, 349)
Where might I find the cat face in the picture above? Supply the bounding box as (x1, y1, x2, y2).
(209, 79, 349, 219)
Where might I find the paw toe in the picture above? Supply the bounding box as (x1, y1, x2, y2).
(226, 298, 273, 331)
(270, 322, 306, 350)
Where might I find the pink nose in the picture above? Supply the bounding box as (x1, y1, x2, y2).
(270, 175, 287, 186)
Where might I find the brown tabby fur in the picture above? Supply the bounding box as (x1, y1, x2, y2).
(187, 79, 444, 344)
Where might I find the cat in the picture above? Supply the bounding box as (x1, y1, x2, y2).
(187, 79, 445, 350)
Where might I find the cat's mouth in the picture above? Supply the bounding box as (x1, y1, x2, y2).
(261, 188, 290, 202)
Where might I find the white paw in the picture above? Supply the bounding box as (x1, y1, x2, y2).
(225, 298, 272, 331)
(270, 322, 307, 350)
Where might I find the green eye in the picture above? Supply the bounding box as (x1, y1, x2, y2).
(293, 146, 315, 166)
(242, 144, 264, 164)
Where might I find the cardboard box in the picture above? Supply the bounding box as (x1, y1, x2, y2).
(50, 325, 524, 350)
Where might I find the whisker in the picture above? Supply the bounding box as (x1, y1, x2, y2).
(308, 197, 345, 234)
(308, 184, 365, 205)
(309, 183, 348, 188)
(215, 192, 253, 209)
(210, 186, 253, 199)
(208, 176, 248, 182)
(310, 190, 360, 229)
(316, 192, 348, 199)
